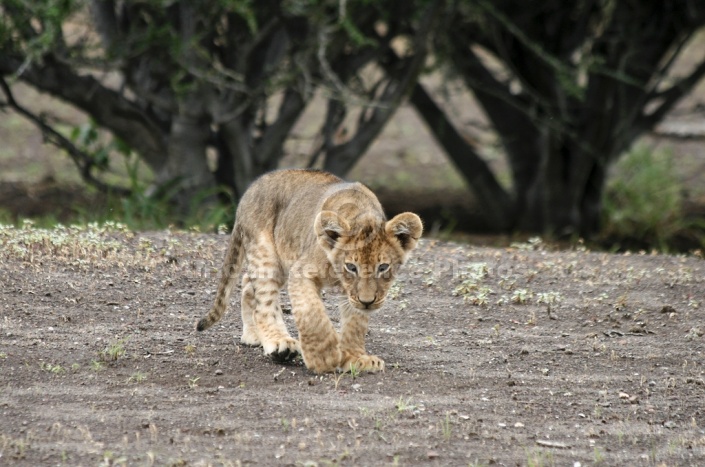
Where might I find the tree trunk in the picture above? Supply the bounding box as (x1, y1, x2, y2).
(514, 129, 611, 237)
(161, 110, 216, 211)
(409, 83, 514, 230)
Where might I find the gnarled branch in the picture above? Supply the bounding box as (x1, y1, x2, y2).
(0, 77, 131, 197)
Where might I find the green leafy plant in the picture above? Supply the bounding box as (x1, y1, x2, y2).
(603, 145, 705, 251)
(348, 362, 360, 380)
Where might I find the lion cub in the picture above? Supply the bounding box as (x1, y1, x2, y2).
(196, 169, 422, 373)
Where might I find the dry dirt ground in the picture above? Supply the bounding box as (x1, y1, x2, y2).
(1, 225, 705, 466)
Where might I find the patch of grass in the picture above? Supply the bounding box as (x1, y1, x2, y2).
(90, 360, 105, 371)
(536, 292, 562, 305)
(453, 262, 493, 305)
(593, 446, 605, 465)
(40, 362, 65, 374)
(511, 289, 533, 304)
(526, 448, 554, 467)
(0, 433, 32, 460)
(99, 450, 127, 467)
(395, 397, 416, 413)
(99, 338, 127, 362)
(0, 221, 128, 265)
(440, 412, 452, 441)
(127, 371, 147, 384)
(348, 362, 360, 380)
(511, 237, 544, 251)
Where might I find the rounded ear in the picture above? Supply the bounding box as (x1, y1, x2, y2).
(385, 212, 423, 252)
(315, 211, 350, 250)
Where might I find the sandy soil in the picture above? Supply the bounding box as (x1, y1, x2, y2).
(1, 225, 704, 466)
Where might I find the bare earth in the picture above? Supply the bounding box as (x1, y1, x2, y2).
(1, 225, 704, 466)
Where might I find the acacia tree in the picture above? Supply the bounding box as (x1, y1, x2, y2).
(0, 0, 437, 210)
(411, 0, 705, 235)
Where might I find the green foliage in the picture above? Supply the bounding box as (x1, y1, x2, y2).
(70, 120, 131, 172)
(603, 145, 703, 251)
(5, 0, 82, 59)
(99, 338, 127, 362)
(339, 16, 378, 47)
(67, 124, 233, 232)
(113, 155, 234, 232)
(221, 0, 258, 33)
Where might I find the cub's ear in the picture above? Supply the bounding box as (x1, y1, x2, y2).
(315, 211, 350, 250)
(385, 212, 423, 252)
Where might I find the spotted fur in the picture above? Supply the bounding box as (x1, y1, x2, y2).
(196, 169, 422, 373)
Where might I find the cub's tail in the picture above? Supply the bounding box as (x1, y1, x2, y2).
(196, 225, 244, 331)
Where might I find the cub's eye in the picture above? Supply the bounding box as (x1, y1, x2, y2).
(344, 263, 358, 274)
(378, 263, 390, 274)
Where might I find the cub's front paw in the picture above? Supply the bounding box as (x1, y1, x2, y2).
(240, 325, 262, 347)
(341, 354, 385, 373)
(264, 337, 301, 363)
(302, 347, 343, 374)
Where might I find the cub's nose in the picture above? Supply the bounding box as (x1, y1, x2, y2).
(359, 298, 375, 308)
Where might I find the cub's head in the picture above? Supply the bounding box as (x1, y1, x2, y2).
(315, 211, 423, 311)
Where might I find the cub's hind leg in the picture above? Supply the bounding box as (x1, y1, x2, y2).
(248, 235, 300, 362)
(239, 274, 261, 347)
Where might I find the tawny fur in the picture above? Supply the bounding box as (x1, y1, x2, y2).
(196, 169, 422, 373)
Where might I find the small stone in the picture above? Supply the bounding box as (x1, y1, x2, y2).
(514, 422, 524, 428)
(215, 369, 223, 376)
(664, 421, 677, 429)
(427, 450, 439, 459)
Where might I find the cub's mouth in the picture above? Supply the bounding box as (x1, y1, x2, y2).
(349, 297, 384, 311)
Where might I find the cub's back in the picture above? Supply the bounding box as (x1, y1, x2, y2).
(234, 170, 347, 254)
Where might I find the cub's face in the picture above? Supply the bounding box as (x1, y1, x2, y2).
(315, 211, 423, 311)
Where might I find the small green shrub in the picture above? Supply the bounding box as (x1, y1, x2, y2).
(99, 338, 127, 362)
(603, 145, 704, 251)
